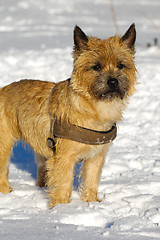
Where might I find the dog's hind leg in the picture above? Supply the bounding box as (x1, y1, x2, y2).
(0, 115, 14, 194)
(35, 152, 47, 187)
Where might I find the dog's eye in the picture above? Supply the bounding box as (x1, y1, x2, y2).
(92, 64, 102, 71)
(117, 63, 125, 69)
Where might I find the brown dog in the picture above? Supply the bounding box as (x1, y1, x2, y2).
(0, 24, 137, 208)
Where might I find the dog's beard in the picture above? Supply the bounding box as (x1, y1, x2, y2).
(91, 74, 130, 100)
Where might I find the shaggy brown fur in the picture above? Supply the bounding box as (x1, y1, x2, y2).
(0, 24, 137, 208)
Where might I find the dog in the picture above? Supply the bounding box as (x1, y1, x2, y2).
(0, 24, 137, 208)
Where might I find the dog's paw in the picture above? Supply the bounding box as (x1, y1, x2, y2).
(81, 191, 101, 203)
(0, 184, 13, 194)
(82, 196, 101, 203)
(36, 179, 46, 188)
(49, 198, 71, 208)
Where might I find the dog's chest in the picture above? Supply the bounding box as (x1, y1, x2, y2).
(78, 144, 108, 161)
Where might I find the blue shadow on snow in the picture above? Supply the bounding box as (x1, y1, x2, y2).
(11, 141, 83, 189)
(11, 141, 37, 179)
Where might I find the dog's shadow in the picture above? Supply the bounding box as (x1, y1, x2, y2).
(11, 141, 83, 189)
(11, 141, 37, 179)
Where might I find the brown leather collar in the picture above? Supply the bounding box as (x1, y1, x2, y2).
(47, 119, 117, 149)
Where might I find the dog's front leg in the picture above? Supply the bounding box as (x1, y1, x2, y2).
(81, 148, 107, 202)
(46, 151, 76, 208)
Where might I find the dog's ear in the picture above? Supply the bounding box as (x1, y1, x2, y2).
(121, 23, 136, 50)
(74, 26, 88, 51)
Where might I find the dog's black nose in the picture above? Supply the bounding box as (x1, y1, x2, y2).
(107, 78, 118, 90)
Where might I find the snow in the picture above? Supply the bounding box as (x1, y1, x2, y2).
(0, 0, 160, 239)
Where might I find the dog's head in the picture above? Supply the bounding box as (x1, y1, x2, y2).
(71, 24, 137, 102)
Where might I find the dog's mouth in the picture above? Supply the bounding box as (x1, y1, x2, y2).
(100, 89, 124, 100)
(95, 89, 125, 100)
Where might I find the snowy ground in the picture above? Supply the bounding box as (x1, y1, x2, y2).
(0, 0, 160, 239)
